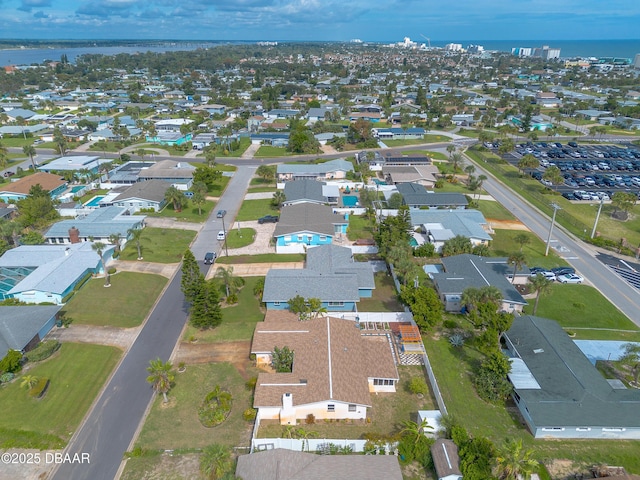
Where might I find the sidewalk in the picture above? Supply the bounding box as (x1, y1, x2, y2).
(111, 260, 180, 278)
(208, 262, 305, 277)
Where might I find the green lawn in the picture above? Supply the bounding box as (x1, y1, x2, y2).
(524, 284, 640, 339)
(62, 272, 167, 328)
(347, 214, 374, 241)
(254, 146, 292, 157)
(250, 177, 276, 187)
(490, 229, 567, 269)
(477, 200, 517, 221)
(357, 272, 404, 312)
(0, 343, 121, 449)
(119, 227, 196, 263)
(425, 336, 640, 473)
(143, 199, 215, 223)
(403, 150, 449, 161)
(258, 366, 435, 439)
(225, 228, 256, 249)
(215, 253, 305, 264)
(237, 199, 279, 221)
(183, 276, 264, 343)
(0, 137, 37, 148)
(135, 362, 257, 450)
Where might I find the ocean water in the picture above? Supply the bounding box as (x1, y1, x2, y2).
(433, 39, 640, 59)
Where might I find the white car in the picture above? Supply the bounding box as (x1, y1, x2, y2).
(557, 273, 584, 284)
(530, 271, 556, 281)
(216, 231, 226, 241)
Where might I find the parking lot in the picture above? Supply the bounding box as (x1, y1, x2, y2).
(489, 140, 640, 201)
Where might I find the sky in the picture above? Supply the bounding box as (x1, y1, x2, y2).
(1, 0, 640, 41)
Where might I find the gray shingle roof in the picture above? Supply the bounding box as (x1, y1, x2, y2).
(274, 203, 346, 237)
(396, 182, 468, 207)
(236, 448, 403, 480)
(433, 254, 527, 305)
(44, 206, 144, 239)
(262, 270, 360, 303)
(283, 179, 326, 204)
(0, 306, 62, 359)
(138, 160, 194, 179)
(410, 209, 492, 241)
(112, 179, 170, 203)
(504, 316, 640, 429)
(306, 244, 375, 290)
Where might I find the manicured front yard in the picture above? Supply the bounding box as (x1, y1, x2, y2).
(225, 228, 256, 249)
(490, 228, 568, 269)
(183, 276, 265, 343)
(236, 199, 279, 221)
(119, 227, 196, 263)
(0, 343, 121, 449)
(62, 272, 168, 328)
(215, 253, 305, 264)
(144, 199, 215, 223)
(134, 362, 257, 450)
(477, 200, 517, 221)
(254, 145, 292, 157)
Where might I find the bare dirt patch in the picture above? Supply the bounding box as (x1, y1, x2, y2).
(488, 218, 530, 231)
(175, 341, 251, 379)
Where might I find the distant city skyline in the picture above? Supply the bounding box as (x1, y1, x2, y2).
(1, 0, 639, 42)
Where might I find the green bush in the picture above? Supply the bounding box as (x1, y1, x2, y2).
(25, 341, 60, 363)
(198, 388, 232, 428)
(0, 372, 15, 384)
(243, 408, 257, 422)
(29, 377, 50, 398)
(0, 350, 22, 374)
(245, 376, 257, 390)
(107, 267, 117, 275)
(226, 293, 238, 304)
(408, 377, 429, 395)
(443, 319, 458, 329)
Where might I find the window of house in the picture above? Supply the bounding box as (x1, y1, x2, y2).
(319, 235, 327, 241)
(348, 404, 356, 412)
(576, 427, 591, 432)
(327, 404, 335, 412)
(328, 302, 344, 307)
(602, 427, 625, 432)
(273, 302, 280, 306)
(297, 235, 304, 242)
(541, 427, 565, 432)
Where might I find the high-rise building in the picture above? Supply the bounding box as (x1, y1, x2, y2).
(633, 53, 640, 69)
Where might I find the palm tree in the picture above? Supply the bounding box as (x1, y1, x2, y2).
(146, 358, 174, 403)
(461, 286, 482, 313)
(191, 181, 207, 215)
(449, 152, 463, 173)
(215, 266, 243, 298)
(271, 190, 286, 209)
(164, 186, 186, 212)
(517, 154, 539, 176)
(514, 233, 530, 252)
(200, 443, 233, 480)
(21, 375, 39, 390)
(542, 165, 563, 191)
(108, 233, 121, 256)
(127, 227, 144, 260)
(446, 144, 456, 158)
(529, 273, 552, 315)
(479, 285, 503, 308)
(22, 144, 37, 171)
(620, 343, 640, 385)
(508, 251, 527, 284)
(91, 241, 111, 287)
(494, 438, 539, 480)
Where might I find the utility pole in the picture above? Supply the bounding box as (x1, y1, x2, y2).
(590, 198, 604, 239)
(221, 215, 228, 257)
(545, 203, 561, 256)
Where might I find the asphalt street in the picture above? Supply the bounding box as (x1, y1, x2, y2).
(470, 156, 640, 327)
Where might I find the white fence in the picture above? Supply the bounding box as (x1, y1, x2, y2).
(350, 245, 378, 254)
(340, 312, 414, 323)
(252, 438, 398, 454)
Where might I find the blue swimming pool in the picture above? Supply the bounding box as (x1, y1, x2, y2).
(71, 186, 85, 193)
(85, 196, 105, 207)
(342, 196, 358, 207)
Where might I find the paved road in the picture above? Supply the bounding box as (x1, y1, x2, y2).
(50, 271, 189, 480)
(469, 155, 640, 327)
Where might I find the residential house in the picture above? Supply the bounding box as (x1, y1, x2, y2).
(250, 132, 290, 147)
(431, 254, 528, 313)
(136, 160, 195, 190)
(431, 439, 463, 480)
(277, 159, 354, 182)
(0, 172, 67, 203)
(0, 243, 103, 304)
(382, 155, 434, 166)
(409, 209, 493, 252)
(265, 109, 300, 119)
(373, 128, 425, 140)
(263, 244, 374, 310)
(535, 91, 561, 107)
(154, 118, 192, 132)
(395, 183, 468, 209)
(0, 306, 63, 360)
(306, 107, 330, 121)
(236, 449, 403, 480)
(282, 179, 339, 206)
(43, 206, 145, 244)
(382, 165, 439, 187)
(107, 161, 155, 186)
(503, 316, 640, 439)
(273, 203, 348, 253)
(111, 180, 169, 212)
(38, 155, 104, 176)
(3, 108, 37, 121)
(0, 124, 49, 137)
(146, 131, 192, 146)
(251, 311, 399, 424)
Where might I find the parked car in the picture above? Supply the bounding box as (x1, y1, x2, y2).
(204, 252, 216, 265)
(530, 270, 556, 281)
(556, 273, 584, 284)
(216, 209, 227, 218)
(3, 171, 14, 177)
(216, 231, 226, 241)
(551, 266, 576, 276)
(258, 215, 279, 224)
(529, 266, 548, 274)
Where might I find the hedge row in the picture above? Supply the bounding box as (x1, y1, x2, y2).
(25, 340, 60, 363)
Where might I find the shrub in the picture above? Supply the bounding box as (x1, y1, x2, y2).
(107, 267, 117, 275)
(245, 376, 257, 390)
(305, 413, 316, 425)
(29, 378, 50, 398)
(443, 319, 458, 329)
(226, 293, 238, 304)
(198, 387, 232, 428)
(243, 408, 257, 422)
(0, 372, 15, 384)
(0, 350, 22, 374)
(408, 377, 428, 395)
(25, 341, 60, 363)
